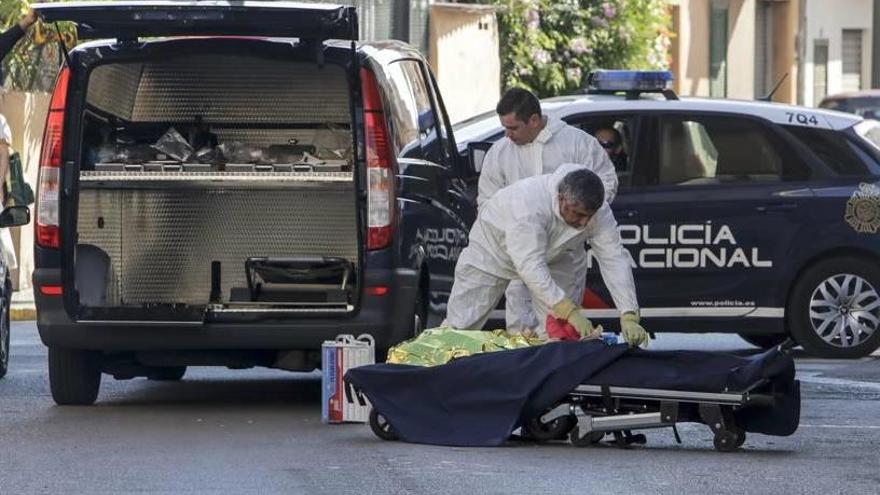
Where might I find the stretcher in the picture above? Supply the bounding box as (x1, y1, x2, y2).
(362, 341, 799, 452)
(521, 376, 780, 452)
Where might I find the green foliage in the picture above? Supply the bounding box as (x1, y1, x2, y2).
(1, 0, 77, 92)
(477, 0, 672, 97)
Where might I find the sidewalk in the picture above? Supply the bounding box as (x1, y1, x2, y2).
(11, 287, 36, 321)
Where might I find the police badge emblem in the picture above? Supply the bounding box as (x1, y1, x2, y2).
(845, 183, 880, 234)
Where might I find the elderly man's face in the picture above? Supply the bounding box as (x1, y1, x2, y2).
(558, 196, 594, 229)
(595, 128, 622, 157)
(499, 112, 543, 146)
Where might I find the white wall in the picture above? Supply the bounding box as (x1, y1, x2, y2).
(802, 0, 874, 106)
(429, 4, 500, 123)
(0, 91, 50, 291)
(727, 0, 759, 100)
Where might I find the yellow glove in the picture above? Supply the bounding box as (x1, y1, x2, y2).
(552, 299, 598, 339)
(620, 312, 649, 348)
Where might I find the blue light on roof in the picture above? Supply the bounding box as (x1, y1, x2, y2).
(587, 70, 674, 92)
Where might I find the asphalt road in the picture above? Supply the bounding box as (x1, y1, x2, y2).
(1, 321, 878, 495)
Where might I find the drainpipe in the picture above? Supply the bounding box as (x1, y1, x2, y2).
(393, 0, 411, 42)
(797, 0, 807, 105)
(873, 0, 880, 87)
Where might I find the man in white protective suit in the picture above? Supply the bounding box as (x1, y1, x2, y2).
(478, 88, 618, 334)
(444, 164, 649, 347)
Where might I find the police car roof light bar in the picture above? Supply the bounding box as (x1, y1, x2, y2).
(586, 70, 678, 101)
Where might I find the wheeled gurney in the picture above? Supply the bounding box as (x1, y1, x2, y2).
(522, 371, 787, 451)
(348, 340, 800, 451)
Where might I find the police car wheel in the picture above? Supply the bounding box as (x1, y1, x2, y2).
(789, 258, 880, 358)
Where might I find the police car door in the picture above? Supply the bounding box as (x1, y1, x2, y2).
(628, 112, 816, 330)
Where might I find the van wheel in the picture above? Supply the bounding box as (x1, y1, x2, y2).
(0, 288, 10, 379)
(737, 333, 788, 349)
(147, 366, 187, 381)
(788, 257, 880, 358)
(49, 347, 102, 405)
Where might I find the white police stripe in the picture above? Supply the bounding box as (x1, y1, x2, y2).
(488, 307, 784, 320)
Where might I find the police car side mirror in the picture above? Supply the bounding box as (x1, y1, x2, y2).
(0, 206, 30, 228)
(466, 141, 493, 176)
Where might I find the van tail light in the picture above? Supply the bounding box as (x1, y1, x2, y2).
(361, 67, 396, 250)
(36, 67, 70, 250)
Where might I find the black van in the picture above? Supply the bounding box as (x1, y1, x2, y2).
(32, 1, 477, 404)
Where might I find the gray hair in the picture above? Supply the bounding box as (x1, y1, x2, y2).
(557, 169, 604, 213)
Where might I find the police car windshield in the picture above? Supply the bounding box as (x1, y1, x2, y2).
(855, 120, 880, 152)
(453, 109, 496, 130)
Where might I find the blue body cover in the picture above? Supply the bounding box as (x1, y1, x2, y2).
(345, 341, 799, 446)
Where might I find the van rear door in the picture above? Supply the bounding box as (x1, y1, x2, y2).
(33, 0, 358, 40)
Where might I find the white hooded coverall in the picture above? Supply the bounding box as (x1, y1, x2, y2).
(445, 164, 638, 334)
(478, 117, 618, 331)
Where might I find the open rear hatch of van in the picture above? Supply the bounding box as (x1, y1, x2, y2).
(35, 1, 364, 324)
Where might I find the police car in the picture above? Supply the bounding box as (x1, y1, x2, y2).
(454, 70, 880, 358)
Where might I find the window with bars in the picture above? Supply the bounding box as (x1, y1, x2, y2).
(709, 0, 729, 98)
(813, 40, 828, 107)
(842, 29, 864, 92)
(754, 1, 774, 98)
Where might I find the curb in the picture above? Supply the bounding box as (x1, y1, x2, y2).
(11, 306, 36, 321)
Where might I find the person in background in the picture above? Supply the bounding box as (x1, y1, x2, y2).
(594, 126, 628, 173)
(0, 9, 38, 271)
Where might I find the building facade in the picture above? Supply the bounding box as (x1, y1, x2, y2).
(668, 0, 875, 106)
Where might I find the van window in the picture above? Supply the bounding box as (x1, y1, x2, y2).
(653, 115, 807, 185)
(383, 62, 422, 158)
(398, 60, 445, 164)
(784, 125, 870, 176)
(422, 65, 454, 164)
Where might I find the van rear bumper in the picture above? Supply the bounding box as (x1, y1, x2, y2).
(33, 267, 419, 352)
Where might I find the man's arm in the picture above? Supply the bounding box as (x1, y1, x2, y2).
(574, 130, 619, 203)
(476, 142, 506, 208)
(586, 204, 638, 314)
(0, 11, 36, 62)
(0, 25, 25, 62)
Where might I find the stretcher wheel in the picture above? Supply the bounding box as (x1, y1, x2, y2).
(625, 433, 647, 445)
(369, 408, 399, 441)
(569, 428, 605, 447)
(713, 431, 740, 452)
(525, 415, 577, 442)
(734, 430, 747, 448)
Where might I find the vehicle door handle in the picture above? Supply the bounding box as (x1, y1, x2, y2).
(754, 203, 798, 213)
